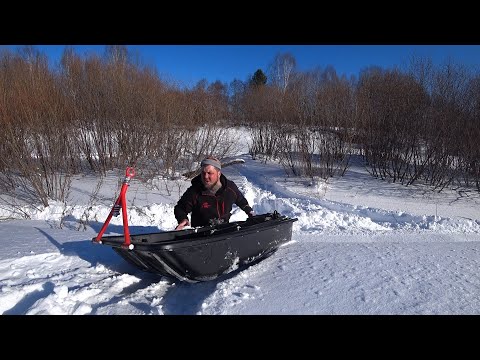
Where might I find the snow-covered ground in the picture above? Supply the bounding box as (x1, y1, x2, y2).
(1, 130, 480, 315)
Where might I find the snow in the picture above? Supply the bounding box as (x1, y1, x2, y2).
(1, 128, 480, 315)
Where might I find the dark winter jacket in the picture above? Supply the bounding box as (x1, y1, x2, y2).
(174, 173, 253, 227)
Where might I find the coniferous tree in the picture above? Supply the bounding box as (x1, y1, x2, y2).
(250, 69, 267, 87)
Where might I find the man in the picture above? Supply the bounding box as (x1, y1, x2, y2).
(174, 156, 255, 230)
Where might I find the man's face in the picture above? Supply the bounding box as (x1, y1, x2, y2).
(201, 165, 220, 189)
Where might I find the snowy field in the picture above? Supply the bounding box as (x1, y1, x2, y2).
(1, 129, 480, 315)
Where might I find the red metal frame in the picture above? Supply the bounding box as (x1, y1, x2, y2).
(94, 167, 135, 249)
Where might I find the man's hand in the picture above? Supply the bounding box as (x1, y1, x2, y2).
(175, 219, 190, 230)
(248, 211, 255, 217)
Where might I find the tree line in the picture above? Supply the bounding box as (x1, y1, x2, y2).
(0, 45, 479, 209)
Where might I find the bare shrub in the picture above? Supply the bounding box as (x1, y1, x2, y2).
(357, 67, 430, 185)
(0, 47, 76, 206)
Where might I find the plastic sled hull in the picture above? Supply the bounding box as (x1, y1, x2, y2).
(93, 213, 297, 283)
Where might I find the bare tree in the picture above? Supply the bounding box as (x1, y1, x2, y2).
(268, 52, 297, 94)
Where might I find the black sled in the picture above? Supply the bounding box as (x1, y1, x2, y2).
(93, 211, 297, 283)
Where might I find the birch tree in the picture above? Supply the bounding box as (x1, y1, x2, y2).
(268, 52, 296, 94)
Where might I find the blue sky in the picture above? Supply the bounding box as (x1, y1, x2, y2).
(2, 45, 480, 88)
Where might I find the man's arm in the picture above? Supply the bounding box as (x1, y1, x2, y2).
(175, 219, 190, 230)
(174, 187, 195, 228)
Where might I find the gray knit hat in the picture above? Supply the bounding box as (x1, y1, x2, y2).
(200, 157, 221, 170)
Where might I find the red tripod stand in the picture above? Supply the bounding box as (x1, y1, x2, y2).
(94, 167, 135, 249)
